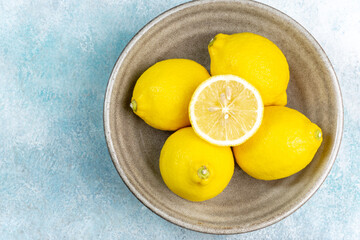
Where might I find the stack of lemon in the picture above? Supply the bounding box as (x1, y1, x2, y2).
(130, 32, 323, 202)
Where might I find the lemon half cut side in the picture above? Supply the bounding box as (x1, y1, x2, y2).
(189, 75, 264, 146)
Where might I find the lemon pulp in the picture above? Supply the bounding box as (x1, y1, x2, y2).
(189, 75, 264, 146)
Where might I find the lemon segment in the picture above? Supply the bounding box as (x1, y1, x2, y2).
(189, 75, 264, 146)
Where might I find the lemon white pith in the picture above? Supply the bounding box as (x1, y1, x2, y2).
(189, 75, 264, 146)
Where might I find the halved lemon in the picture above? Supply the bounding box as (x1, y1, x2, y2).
(189, 75, 264, 146)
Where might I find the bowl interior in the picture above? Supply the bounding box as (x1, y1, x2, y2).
(104, 0, 343, 234)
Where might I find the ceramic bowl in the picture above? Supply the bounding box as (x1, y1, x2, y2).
(104, 0, 343, 234)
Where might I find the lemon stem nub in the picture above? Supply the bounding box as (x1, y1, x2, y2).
(315, 129, 322, 140)
(208, 37, 216, 47)
(197, 166, 210, 179)
(130, 99, 137, 112)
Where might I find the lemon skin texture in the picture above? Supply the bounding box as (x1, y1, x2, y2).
(131, 59, 210, 131)
(233, 106, 323, 180)
(160, 127, 234, 201)
(209, 33, 290, 106)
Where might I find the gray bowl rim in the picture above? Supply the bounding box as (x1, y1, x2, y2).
(103, 0, 344, 235)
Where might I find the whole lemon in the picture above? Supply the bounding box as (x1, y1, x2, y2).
(233, 106, 323, 180)
(130, 59, 210, 131)
(208, 32, 290, 106)
(160, 127, 234, 202)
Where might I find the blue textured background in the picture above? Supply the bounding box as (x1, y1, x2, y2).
(1, 0, 359, 239)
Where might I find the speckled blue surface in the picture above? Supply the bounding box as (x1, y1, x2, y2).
(0, 0, 359, 239)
